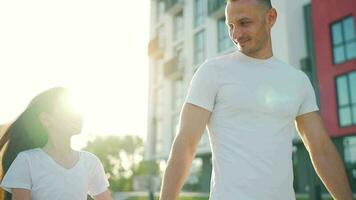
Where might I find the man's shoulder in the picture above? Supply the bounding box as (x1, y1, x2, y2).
(272, 58, 307, 77)
(199, 52, 236, 71)
(207, 52, 236, 64)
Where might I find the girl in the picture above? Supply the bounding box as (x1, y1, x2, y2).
(0, 87, 111, 200)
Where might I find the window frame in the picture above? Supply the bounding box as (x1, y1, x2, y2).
(335, 70, 356, 127)
(330, 15, 356, 65)
(194, 30, 206, 65)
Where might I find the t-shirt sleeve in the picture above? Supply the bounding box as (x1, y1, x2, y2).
(296, 74, 319, 116)
(0, 153, 31, 193)
(185, 61, 219, 112)
(88, 155, 110, 197)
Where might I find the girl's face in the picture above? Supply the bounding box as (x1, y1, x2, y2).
(49, 105, 83, 137)
(39, 95, 83, 137)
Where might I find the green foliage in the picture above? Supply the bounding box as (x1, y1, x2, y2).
(83, 135, 144, 191)
(133, 160, 160, 176)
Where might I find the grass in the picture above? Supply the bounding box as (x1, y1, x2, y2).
(126, 198, 208, 200)
(126, 196, 333, 200)
(127, 197, 209, 200)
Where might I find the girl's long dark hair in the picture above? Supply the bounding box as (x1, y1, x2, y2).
(0, 87, 69, 200)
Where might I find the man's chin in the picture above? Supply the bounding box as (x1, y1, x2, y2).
(237, 43, 250, 52)
(240, 46, 261, 56)
(239, 48, 253, 55)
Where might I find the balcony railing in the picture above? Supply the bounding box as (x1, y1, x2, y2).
(164, 56, 184, 80)
(165, 0, 184, 15)
(148, 36, 165, 60)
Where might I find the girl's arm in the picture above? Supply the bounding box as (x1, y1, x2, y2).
(12, 188, 30, 200)
(93, 190, 111, 200)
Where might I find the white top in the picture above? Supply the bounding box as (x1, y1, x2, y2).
(185, 51, 319, 200)
(1, 148, 109, 200)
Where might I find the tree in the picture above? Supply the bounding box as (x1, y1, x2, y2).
(83, 135, 144, 192)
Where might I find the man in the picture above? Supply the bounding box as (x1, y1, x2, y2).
(159, 0, 353, 199)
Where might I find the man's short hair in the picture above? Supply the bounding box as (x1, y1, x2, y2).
(227, 0, 272, 9)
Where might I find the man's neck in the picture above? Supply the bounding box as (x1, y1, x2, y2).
(241, 39, 274, 59)
(243, 47, 273, 60)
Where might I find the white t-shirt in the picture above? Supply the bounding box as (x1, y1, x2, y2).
(1, 148, 110, 200)
(185, 51, 319, 200)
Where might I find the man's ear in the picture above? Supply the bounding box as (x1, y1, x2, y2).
(267, 8, 277, 28)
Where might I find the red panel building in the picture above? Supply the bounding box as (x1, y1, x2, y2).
(312, 0, 356, 137)
(306, 0, 356, 194)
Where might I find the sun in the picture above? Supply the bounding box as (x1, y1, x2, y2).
(0, 0, 150, 150)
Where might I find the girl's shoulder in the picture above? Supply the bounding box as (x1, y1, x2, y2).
(79, 151, 103, 165)
(79, 151, 105, 173)
(9, 148, 43, 167)
(17, 148, 43, 158)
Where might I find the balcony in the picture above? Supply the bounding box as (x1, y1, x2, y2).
(148, 36, 165, 60)
(164, 56, 184, 80)
(165, 0, 184, 15)
(208, 0, 226, 18)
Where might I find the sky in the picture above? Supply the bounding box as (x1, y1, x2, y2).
(0, 1, 150, 148)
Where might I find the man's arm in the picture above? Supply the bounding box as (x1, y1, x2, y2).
(159, 103, 211, 200)
(295, 111, 353, 199)
(12, 188, 30, 200)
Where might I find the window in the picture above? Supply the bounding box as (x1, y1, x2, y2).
(175, 46, 184, 69)
(194, 30, 206, 64)
(155, 119, 164, 155)
(155, 87, 164, 154)
(344, 136, 356, 165)
(174, 11, 184, 41)
(172, 80, 184, 110)
(158, 25, 166, 49)
(218, 17, 233, 52)
(157, 59, 164, 82)
(156, 87, 164, 117)
(194, 0, 206, 28)
(336, 71, 356, 127)
(344, 136, 356, 189)
(331, 16, 356, 64)
(171, 113, 180, 141)
(157, 0, 165, 23)
(152, 61, 158, 85)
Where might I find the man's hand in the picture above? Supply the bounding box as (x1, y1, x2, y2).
(295, 111, 353, 200)
(159, 103, 211, 200)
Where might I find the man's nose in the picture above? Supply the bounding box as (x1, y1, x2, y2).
(230, 28, 241, 43)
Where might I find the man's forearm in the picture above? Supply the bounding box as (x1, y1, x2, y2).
(310, 141, 353, 200)
(159, 137, 196, 200)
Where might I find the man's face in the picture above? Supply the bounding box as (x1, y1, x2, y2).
(226, 0, 275, 57)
